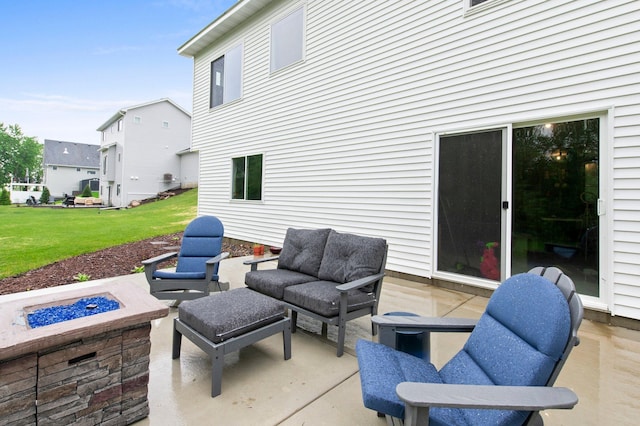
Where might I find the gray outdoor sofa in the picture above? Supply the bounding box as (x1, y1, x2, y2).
(244, 228, 387, 357)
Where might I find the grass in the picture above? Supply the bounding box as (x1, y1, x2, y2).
(0, 189, 198, 279)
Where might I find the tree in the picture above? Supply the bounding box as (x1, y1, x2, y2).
(40, 186, 51, 204)
(0, 123, 42, 187)
(0, 188, 10, 205)
(81, 184, 93, 197)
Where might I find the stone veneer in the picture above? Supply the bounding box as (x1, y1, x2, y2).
(0, 281, 168, 426)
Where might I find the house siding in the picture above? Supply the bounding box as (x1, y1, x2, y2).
(98, 99, 192, 207)
(188, 0, 640, 319)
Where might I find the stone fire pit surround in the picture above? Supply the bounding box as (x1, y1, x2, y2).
(0, 280, 168, 425)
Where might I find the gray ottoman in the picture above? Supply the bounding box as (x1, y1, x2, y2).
(173, 288, 291, 397)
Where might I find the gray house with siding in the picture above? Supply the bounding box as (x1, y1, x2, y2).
(179, 0, 640, 323)
(42, 140, 100, 199)
(97, 98, 195, 207)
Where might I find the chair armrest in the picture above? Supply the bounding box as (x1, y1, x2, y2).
(206, 252, 230, 265)
(374, 315, 477, 360)
(142, 251, 178, 266)
(142, 252, 178, 283)
(397, 382, 578, 412)
(204, 252, 230, 281)
(243, 255, 280, 271)
(335, 272, 386, 292)
(372, 315, 477, 333)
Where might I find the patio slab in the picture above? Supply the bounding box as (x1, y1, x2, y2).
(4, 255, 639, 425)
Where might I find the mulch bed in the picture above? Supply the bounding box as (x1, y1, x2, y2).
(0, 233, 252, 296)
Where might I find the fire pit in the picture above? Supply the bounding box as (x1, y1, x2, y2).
(26, 296, 120, 328)
(0, 280, 168, 426)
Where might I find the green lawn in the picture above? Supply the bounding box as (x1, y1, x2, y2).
(0, 189, 198, 279)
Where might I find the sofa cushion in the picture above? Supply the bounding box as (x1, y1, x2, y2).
(283, 281, 376, 317)
(178, 288, 285, 343)
(245, 268, 317, 299)
(317, 230, 387, 285)
(277, 228, 331, 276)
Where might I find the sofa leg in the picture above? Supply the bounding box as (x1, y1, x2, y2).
(291, 310, 298, 333)
(337, 322, 346, 357)
(172, 319, 182, 359)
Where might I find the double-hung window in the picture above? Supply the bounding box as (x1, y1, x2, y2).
(232, 154, 263, 200)
(270, 6, 304, 72)
(210, 43, 243, 108)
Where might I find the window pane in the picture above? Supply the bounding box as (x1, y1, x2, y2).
(232, 157, 245, 199)
(246, 154, 263, 200)
(512, 119, 599, 296)
(224, 44, 242, 103)
(211, 56, 224, 108)
(271, 7, 304, 72)
(438, 131, 502, 280)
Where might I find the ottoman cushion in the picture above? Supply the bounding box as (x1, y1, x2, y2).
(179, 288, 285, 343)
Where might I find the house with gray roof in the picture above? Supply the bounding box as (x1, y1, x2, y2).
(42, 140, 100, 199)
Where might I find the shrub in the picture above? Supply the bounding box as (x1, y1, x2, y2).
(0, 188, 10, 205)
(73, 273, 91, 282)
(81, 184, 93, 197)
(40, 186, 51, 204)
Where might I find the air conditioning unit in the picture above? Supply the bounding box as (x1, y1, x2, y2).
(163, 173, 172, 182)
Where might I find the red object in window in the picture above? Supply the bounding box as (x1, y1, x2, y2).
(480, 242, 500, 280)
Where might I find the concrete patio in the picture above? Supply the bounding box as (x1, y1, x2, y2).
(11, 256, 640, 425)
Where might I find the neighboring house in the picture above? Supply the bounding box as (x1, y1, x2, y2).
(178, 0, 640, 323)
(42, 140, 100, 199)
(96, 98, 194, 207)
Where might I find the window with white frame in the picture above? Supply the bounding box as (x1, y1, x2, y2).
(232, 154, 263, 200)
(270, 6, 304, 72)
(162, 121, 169, 128)
(210, 43, 243, 108)
(133, 116, 142, 124)
(117, 119, 123, 131)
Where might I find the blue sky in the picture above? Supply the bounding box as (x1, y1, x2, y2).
(0, 0, 236, 145)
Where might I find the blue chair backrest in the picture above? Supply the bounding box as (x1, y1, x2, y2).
(438, 273, 571, 424)
(175, 216, 224, 275)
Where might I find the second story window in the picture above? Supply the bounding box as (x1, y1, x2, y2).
(117, 119, 123, 131)
(271, 6, 304, 73)
(210, 43, 243, 108)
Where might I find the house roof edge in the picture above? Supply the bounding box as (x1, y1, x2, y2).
(178, 0, 274, 57)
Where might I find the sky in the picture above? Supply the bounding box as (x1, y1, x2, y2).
(0, 0, 237, 145)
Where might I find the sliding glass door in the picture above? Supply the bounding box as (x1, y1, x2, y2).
(436, 118, 601, 297)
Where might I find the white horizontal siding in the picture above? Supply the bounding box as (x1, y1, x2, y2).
(189, 0, 640, 318)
